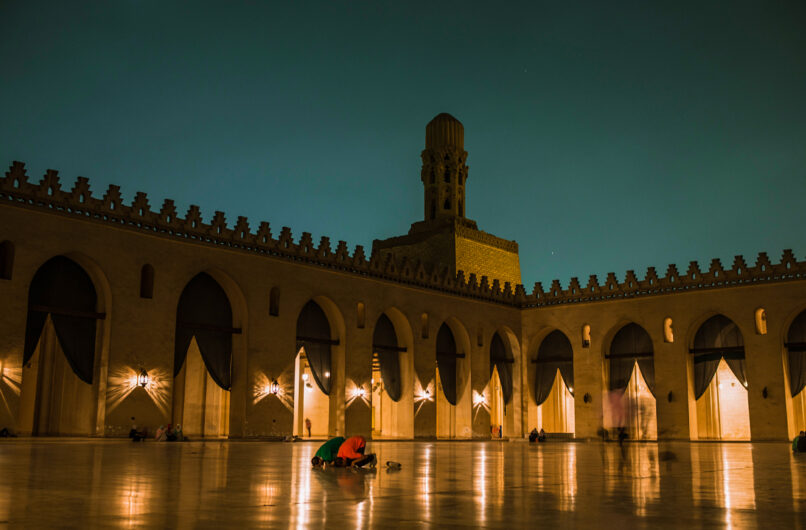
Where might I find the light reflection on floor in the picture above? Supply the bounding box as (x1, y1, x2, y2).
(0, 439, 803, 528)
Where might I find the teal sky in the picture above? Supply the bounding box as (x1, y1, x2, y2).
(2, 1, 805, 289)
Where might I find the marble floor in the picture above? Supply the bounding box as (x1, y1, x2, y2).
(0, 439, 803, 528)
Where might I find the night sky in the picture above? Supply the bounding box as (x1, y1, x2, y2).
(2, 1, 805, 288)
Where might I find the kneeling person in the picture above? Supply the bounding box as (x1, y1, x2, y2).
(311, 436, 346, 468)
(335, 435, 376, 468)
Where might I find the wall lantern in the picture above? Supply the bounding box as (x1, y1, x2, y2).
(270, 380, 280, 395)
(352, 386, 366, 399)
(138, 369, 149, 388)
(302, 373, 309, 382)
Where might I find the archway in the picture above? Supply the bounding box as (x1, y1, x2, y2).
(370, 310, 413, 439)
(690, 314, 750, 440)
(533, 330, 575, 436)
(19, 256, 104, 435)
(785, 310, 806, 434)
(435, 321, 471, 438)
(293, 299, 336, 438)
(605, 323, 657, 440)
(172, 272, 236, 439)
(488, 332, 513, 438)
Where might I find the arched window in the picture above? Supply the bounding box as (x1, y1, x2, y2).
(269, 287, 280, 316)
(356, 302, 366, 329)
(296, 300, 334, 395)
(139, 264, 154, 299)
(436, 323, 460, 405)
(754, 308, 767, 335)
(443, 198, 450, 210)
(663, 317, 674, 343)
(581, 324, 591, 348)
(443, 168, 450, 183)
(0, 241, 14, 280)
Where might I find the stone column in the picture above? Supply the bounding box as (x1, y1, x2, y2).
(413, 328, 436, 439)
(654, 338, 692, 440)
(573, 341, 604, 440)
(745, 331, 790, 440)
(470, 329, 490, 439)
(344, 324, 372, 438)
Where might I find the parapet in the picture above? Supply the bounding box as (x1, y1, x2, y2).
(3, 161, 804, 310)
(0, 162, 518, 305)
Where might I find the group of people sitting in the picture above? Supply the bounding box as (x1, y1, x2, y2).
(311, 435, 378, 469)
(528, 428, 547, 443)
(128, 417, 186, 442)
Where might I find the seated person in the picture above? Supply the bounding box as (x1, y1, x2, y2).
(311, 436, 346, 468)
(528, 428, 539, 443)
(334, 435, 376, 468)
(538, 428, 546, 442)
(794, 431, 806, 453)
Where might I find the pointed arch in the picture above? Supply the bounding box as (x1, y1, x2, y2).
(296, 300, 334, 396)
(436, 323, 459, 405)
(533, 330, 573, 406)
(608, 323, 655, 395)
(691, 314, 746, 399)
(490, 332, 514, 403)
(786, 310, 806, 398)
(24, 256, 100, 384)
(174, 272, 235, 390)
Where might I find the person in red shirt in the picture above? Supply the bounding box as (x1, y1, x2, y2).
(335, 435, 376, 468)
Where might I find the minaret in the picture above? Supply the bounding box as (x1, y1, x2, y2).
(421, 113, 468, 221)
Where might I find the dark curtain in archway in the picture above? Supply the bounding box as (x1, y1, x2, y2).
(174, 273, 233, 390)
(436, 323, 458, 405)
(609, 323, 655, 396)
(23, 256, 98, 384)
(490, 332, 513, 403)
(692, 315, 745, 399)
(534, 330, 573, 406)
(373, 314, 402, 402)
(296, 300, 332, 395)
(787, 310, 806, 397)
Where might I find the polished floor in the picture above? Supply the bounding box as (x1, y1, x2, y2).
(0, 439, 803, 528)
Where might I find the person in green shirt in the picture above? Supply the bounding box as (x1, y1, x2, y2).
(311, 436, 346, 468)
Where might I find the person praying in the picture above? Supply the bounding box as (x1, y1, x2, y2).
(335, 435, 376, 468)
(311, 436, 346, 468)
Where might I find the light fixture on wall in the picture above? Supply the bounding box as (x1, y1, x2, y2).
(270, 380, 280, 395)
(137, 369, 149, 388)
(324, 371, 330, 378)
(302, 372, 309, 381)
(352, 386, 366, 399)
(473, 392, 486, 407)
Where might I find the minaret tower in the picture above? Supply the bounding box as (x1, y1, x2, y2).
(421, 113, 468, 222)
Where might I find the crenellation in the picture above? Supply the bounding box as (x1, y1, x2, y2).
(3, 162, 805, 308)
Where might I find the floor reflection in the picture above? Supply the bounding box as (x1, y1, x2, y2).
(0, 439, 802, 527)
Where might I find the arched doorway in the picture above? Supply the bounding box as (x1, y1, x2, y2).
(293, 300, 335, 438)
(435, 322, 470, 438)
(533, 330, 575, 436)
(489, 332, 513, 438)
(606, 323, 657, 440)
(371, 312, 412, 438)
(19, 256, 103, 435)
(690, 314, 750, 440)
(785, 310, 806, 434)
(173, 273, 236, 439)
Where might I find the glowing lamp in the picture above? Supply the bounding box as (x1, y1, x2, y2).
(302, 373, 309, 381)
(423, 389, 431, 399)
(270, 380, 280, 395)
(473, 393, 486, 406)
(137, 369, 149, 388)
(352, 387, 366, 399)
(568, 386, 574, 393)
(324, 371, 330, 378)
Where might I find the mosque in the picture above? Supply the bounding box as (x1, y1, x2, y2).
(0, 113, 804, 442)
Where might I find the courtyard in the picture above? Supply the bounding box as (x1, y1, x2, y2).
(0, 439, 802, 528)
